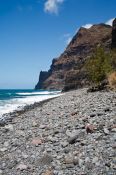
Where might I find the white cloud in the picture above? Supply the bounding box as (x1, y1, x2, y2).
(82, 24, 93, 29)
(44, 0, 64, 14)
(106, 18, 115, 26)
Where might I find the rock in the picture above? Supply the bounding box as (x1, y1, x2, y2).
(103, 128, 110, 135)
(68, 134, 78, 144)
(112, 144, 116, 149)
(0, 170, 3, 174)
(53, 130, 59, 135)
(104, 107, 110, 112)
(4, 141, 9, 147)
(0, 147, 7, 152)
(92, 157, 99, 164)
(90, 113, 96, 117)
(32, 121, 38, 127)
(31, 138, 42, 146)
(61, 141, 68, 148)
(38, 154, 53, 166)
(16, 130, 25, 137)
(66, 164, 74, 168)
(41, 169, 54, 175)
(111, 128, 116, 132)
(63, 148, 70, 154)
(39, 124, 46, 129)
(78, 159, 83, 167)
(8, 160, 18, 169)
(111, 125, 116, 129)
(105, 162, 111, 167)
(85, 124, 95, 134)
(5, 124, 13, 131)
(0, 119, 6, 127)
(64, 157, 73, 164)
(47, 136, 56, 142)
(112, 18, 116, 48)
(73, 157, 78, 165)
(71, 112, 78, 116)
(16, 163, 28, 171)
(66, 130, 72, 137)
(22, 153, 28, 159)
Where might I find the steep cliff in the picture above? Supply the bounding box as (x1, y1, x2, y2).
(112, 18, 116, 49)
(35, 19, 116, 91)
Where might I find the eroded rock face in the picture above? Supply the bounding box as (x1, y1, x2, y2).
(112, 18, 116, 49)
(35, 71, 51, 90)
(35, 21, 114, 91)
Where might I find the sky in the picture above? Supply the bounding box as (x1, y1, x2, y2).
(0, 0, 116, 89)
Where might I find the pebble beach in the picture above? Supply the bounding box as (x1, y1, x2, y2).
(0, 88, 116, 175)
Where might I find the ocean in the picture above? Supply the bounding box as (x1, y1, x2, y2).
(0, 89, 61, 119)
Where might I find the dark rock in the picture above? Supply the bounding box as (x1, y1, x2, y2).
(35, 71, 51, 90)
(85, 124, 95, 134)
(0, 119, 6, 127)
(73, 158, 79, 165)
(68, 134, 78, 144)
(104, 107, 110, 112)
(112, 18, 116, 49)
(38, 154, 53, 166)
(90, 113, 96, 117)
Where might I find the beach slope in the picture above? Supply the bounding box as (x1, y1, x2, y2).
(0, 88, 116, 175)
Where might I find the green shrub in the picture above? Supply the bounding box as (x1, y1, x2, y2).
(85, 47, 112, 84)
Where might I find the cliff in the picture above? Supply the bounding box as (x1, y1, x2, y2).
(35, 19, 116, 91)
(112, 18, 116, 49)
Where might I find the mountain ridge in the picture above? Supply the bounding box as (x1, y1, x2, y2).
(35, 19, 116, 91)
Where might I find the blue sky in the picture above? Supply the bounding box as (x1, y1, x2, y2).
(0, 0, 115, 89)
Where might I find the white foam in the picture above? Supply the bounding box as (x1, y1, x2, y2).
(17, 91, 61, 96)
(0, 93, 61, 119)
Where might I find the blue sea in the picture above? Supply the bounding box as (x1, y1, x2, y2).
(0, 89, 61, 118)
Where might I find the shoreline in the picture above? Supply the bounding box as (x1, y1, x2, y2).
(0, 88, 116, 175)
(0, 96, 61, 127)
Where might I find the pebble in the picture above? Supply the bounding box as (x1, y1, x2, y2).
(31, 138, 43, 146)
(0, 88, 115, 175)
(0, 170, 3, 174)
(0, 147, 7, 152)
(92, 157, 99, 164)
(111, 128, 116, 132)
(16, 163, 28, 171)
(67, 134, 78, 144)
(61, 141, 68, 148)
(5, 124, 13, 131)
(42, 170, 54, 175)
(85, 124, 95, 134)
(104, 128, 110, 135)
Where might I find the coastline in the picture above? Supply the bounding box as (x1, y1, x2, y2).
(0, 88, 116, 175)
(0, 95, 61, 127)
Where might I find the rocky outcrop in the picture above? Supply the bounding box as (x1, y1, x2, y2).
(35, 71, 51, 90)
(112, 18, 116, 49)
(35, 19, 115, 91)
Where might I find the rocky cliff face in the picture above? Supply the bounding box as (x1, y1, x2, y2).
(112, 18, 116, 49)
(35, 19, 116, 91)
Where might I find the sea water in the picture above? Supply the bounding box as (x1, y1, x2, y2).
(0, 89, 61, 119)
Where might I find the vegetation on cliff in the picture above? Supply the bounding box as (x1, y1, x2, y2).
(85, 47, 116, 89)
